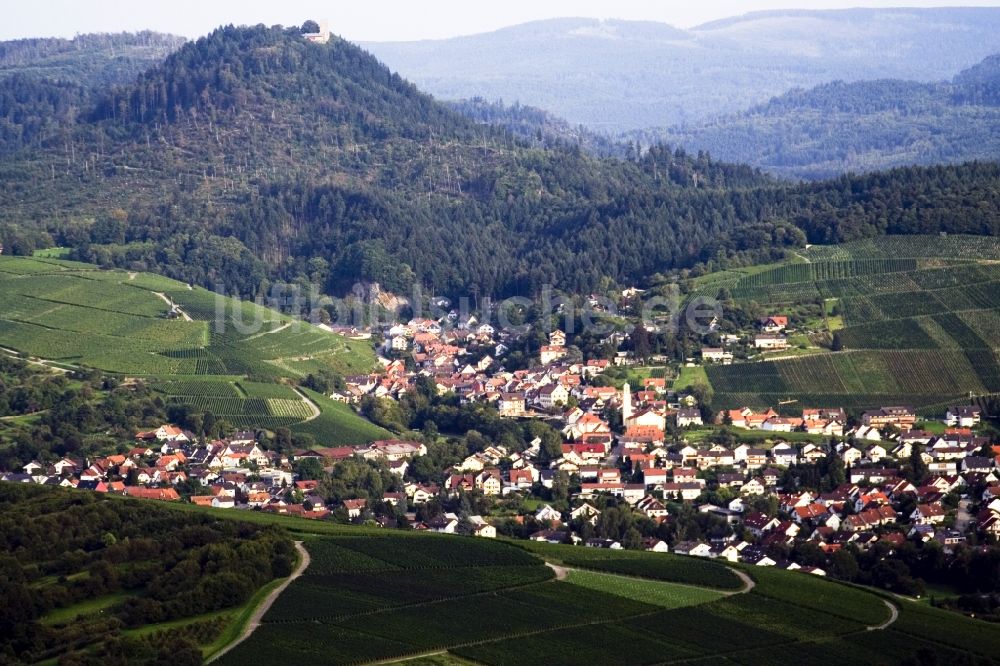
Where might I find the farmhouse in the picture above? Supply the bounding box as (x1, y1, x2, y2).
(676, 407, 703, 427)
(701, 347, 733, 364)
(759, 316, 789, 333)
(754, 334, 789, 350)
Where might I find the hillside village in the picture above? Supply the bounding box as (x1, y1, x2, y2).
(4, 306, 1000, 592)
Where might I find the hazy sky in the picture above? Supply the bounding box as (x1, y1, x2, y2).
(4, 1, 1000, 42)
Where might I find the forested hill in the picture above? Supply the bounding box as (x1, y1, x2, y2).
(447, 98, 624, 158)
(0, 32, 184, 87)
(640, 53, 1000, 180)
(0, 32, 184, 154)
(1, 24, 1000, 302)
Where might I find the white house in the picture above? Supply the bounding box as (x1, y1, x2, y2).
(754, 334, 789, 350)
(676, 408, 703, 428)
(945, 405, 981, 428)
(535, 504, 563, 524)
(701, 347, 734, 364)
(537, 384, 570, 409)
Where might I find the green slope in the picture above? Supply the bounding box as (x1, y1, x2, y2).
(179, 505, 1000, 666)
(0, 255, 383, 442)
(0, 483, 293, 664)
(698, 235, 1000, 414)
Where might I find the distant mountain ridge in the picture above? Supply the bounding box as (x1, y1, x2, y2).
(363, 8, 1000, 131)
(636, 53, 1000, 179)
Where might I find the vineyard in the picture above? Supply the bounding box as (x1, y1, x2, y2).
(290, 389, 393, 446)
(210, 525, 997, 665)
(0, 256, 383, 441)
(691, 235, 1000, 307)
(691, 236, 1000, 414)
(706, 350, 996, 413)
(802, 234, 1000, 262)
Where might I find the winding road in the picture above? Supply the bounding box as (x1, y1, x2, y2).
(291, 387, 322, 423)
(209, 540, 311, 662)
(868, 599, 899, 631)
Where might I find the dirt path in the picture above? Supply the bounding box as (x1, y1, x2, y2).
(868, 600, 899, 631)
(0, 346, 72, 374)
(546, 562, 568, 580)
(1, 409, 49, 421)
(730, 570, 756, 595)
(209, 541, 310, 662)
(244, 321, 293, 341)
(291, 387, 322, 423)
(152, 291, 192, 321)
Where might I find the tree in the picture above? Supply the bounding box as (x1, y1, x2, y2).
(202, 411, 218, 438)
(301, 20, 321, 33)
(630, 324, 652, 361)
(907, 445, 929, 485)
(829, 549, 859, 581)
(294, 457, 324, 481)
(622, 526, 643, 550)
(824, 452, 845, 488)
(273, 427, 293, 453)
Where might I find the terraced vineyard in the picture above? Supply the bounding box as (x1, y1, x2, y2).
(213, 525, 1000, 665)
(0, 255, 385, 442)
(697, 235, 1000, 414)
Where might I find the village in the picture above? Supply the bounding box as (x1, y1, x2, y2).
(0, 300, 1000, 575)
(3, 305, 1000, 587)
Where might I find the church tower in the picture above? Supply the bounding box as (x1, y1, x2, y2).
(622, 382, 633, 422)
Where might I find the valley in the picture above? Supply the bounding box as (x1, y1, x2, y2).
(1, 10, 1000, 666)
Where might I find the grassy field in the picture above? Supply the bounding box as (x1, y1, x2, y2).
(39, 591, 132, 626)
(516, 540, 743, 590)
(291, 388, 392, 444)
(0, 256, 384, 442)
(673, 365, 708, 391)
(563, 569, 725, 609)
(692, 235, 1000, 415)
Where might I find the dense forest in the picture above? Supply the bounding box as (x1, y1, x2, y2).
(0, 483, 293, 664)
(0, 32, 185, 87)
(643, 53, 1000, 179)
(0, 24, 999, 303)
(448, 98, 625, 158)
